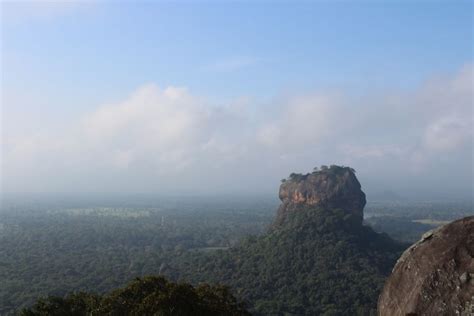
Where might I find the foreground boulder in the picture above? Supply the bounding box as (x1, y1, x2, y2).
(378, 216, 474, 316)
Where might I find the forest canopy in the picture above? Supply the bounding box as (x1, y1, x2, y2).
(20, 276, 250, 316)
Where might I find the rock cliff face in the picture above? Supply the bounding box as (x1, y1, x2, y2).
(273, 166, 366, 227)
(174, 165, 405, 315)
(378, 216, 474, 316)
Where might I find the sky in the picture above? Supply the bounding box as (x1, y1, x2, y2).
(1, 1, 473, 200)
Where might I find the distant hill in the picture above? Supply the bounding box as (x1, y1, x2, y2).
(172, 166, 406, 315)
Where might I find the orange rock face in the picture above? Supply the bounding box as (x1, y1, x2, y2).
(273, 167, 366, 227)
(378, 216, 474, 316)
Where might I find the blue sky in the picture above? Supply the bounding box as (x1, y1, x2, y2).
(4, 1, 472, 100)
(2, 1, 473, 198)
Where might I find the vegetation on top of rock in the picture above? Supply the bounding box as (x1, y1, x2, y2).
(287, 165, 356, 182)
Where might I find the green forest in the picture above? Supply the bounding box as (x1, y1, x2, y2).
(20, 276, 249, 316)
(173, 207, 405, 315)
(1, 196, 471, 315)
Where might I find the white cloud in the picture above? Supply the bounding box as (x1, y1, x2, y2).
(257, 94, 339, 149)
(82, 84, 209, 151)
(423, 115, 472, 151)
(2, 64, 473, 196)
(257, 124, 280, 147)
(74, 84, 218, 175)
(340, 144, 407, 159)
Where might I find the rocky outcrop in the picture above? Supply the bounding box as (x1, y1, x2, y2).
(273, 166, 366, 227)
(378, 216, 474, 316)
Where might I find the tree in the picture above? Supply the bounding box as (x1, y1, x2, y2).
(20, 276, 250, 316)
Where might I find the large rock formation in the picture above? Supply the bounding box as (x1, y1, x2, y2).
(173, 165, 405, 315)
(378, 216, 474, 316)
(273, 165, 366, 227)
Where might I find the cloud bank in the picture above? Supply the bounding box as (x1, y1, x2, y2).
(2, 65, 473, 198)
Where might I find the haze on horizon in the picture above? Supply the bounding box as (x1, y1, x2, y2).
(1, 1, 473, 201)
